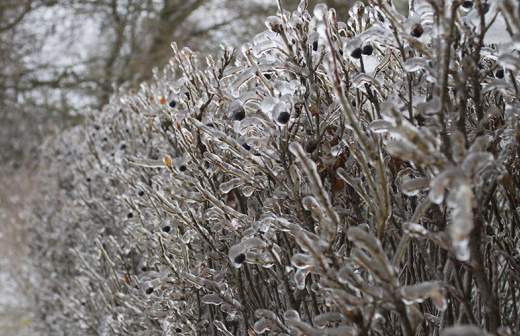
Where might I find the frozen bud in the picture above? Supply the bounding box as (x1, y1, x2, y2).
(312, 40, 318, 51)
(410, 23, 424, 38)
(242, 142, 251, 151)
(351, 47, 362, 59)
(162, 225, 171, 233)
(265, 16, 284, 34)
(234, 253, 246, 264)
(277, 111, 291, 124)
(228, 237, 266, 268)
(362, 44, 373, 55)
(495, 68, 504, 79)
(462, 1, 473, 9)
(230, 100, 245, 121)
(305, 140, 318, 153)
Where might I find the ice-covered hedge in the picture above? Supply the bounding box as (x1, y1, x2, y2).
(30, 1, 520, 335)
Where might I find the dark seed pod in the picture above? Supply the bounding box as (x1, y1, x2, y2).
(351, 48, 362, 59)
(169, 100, 177, 108)
(179, 165, 187, 172)
(160, 117, 173, 131)
(305, 140, 318, 153)
(145, 287, 154, 295)
(294, 102, 303, 115)
(127, 212, 133, 219)
(234, 253, 246, 264)
(138, 190, 145, 197)
(277, 111, 291, 124)
(162, 225, 171, 233)
(362, 44, 373, 56)
(230, 101, 246, 121)
(411, 23, 424, 38)
(312, 40, 318, 51)
(462, 0, 473, 8)
(495, 69, 504, 79)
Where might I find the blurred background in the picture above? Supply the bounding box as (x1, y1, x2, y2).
(0, 0, 408, 334)
(0, 0, 362, 167)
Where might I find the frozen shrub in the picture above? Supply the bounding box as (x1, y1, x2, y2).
(30, 1, 520, 335)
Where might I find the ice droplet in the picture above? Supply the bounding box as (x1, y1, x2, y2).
(254, 318, 274, 334)
(313, 312, 344, 327)
(448, 182, 474, 261)
(219, 178, 243, 194)
(370, 119, 393, 133)
(294, 267, 311, 289)
(400, 281, 447, 311)
(400, 176, 430, 196)
(403, 222, 430, 238)
(291, 253, 315, 269)
(313, 3, 328, 20)
(201, 293, 223, 305)
(403, 57, 430, 72)
(453, 238, 470, 262)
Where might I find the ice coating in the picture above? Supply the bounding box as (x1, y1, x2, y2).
(27, 0, 520, 335)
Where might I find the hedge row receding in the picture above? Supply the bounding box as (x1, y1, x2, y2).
(31, 1, 520, 335)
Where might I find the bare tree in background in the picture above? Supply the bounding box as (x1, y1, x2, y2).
(0, 0, 55, 166)
(0, 0, 356, 166)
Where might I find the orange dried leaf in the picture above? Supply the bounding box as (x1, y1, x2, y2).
(163, 155, 173, 168)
